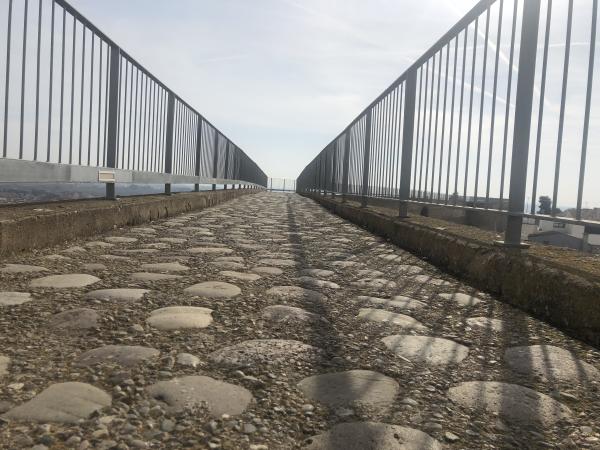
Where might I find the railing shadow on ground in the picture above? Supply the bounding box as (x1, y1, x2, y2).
(285, 191, 598, 447)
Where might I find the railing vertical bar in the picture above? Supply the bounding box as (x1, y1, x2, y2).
(33, 0, 42, 161)
(86, 33, 94, 166)
(551, 0, 573, 215)
(360, 109, 372, 207)
(399, 70, 417, 217)
(575, 0, 597, 220)
(118, 57, 127, 168)
(389, 88, 398, 197)
(530, 0, 551, 214)
(46, 0, 55, 162)
(438, 43, 450, 202)
(212, 131, 219, 190)
(102, 38, 109, 165)
(150, 81, 158, 172)
(445, 36, 459, 203)
(2, 0, 13, 158)
(395, 84, 404, 198)
(474, 8, 490, 204)
(195, 116, 203, 191)
(78, 25, 86, 165)
(18, 0, 28, 159)
(463, 17, 478, 204)
(95, 39, 102, 166)
(105, 43, 120, 200)
(424, 52, 437, 200)
(164, 91, 174, 194)
(126, 59, 133, 169)
(386, 91, 395, 197)
(58, 8, 66, 163)
(431, 50, 443, 200)
(499, 0, 519, 208)
(418, 61, 430, 199)
(412, 67, 423, 199)
(68, 15, 76, 164)
(486, 0, 504, 207)
(454, 29, 468, 205)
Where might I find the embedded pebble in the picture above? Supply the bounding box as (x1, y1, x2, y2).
(184, 281, 241, 298)
(147, 306, 213, 330)
(147, 376, 252, 416)
(2, 382, 111, 423)
(30, 274, 100, 289)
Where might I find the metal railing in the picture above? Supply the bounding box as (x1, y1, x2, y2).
(297, 0, 599, 246)
(0, 0, 267, 199)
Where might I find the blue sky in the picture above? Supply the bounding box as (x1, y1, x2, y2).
(66, 0, 482, 179)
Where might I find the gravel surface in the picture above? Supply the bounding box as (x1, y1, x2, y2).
(0, 192, 599, 449)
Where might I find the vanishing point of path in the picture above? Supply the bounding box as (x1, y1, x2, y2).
(0, 192, 599, 449)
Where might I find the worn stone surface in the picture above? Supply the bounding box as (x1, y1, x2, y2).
(439, 292, 482, 306)
(0, 264, 48, 274)
(297, 370, 400, 411)
(304, 422, 442, 450)
(146, 376, 252, 416)
(504, 345, 600, 384)
(298, 276, 340, 290)
(447, 381, 572, 427)
(30, 274, 100, 289)
(2, 382, 111, 423)
(0, 355, 9, 377)
(219, 271, 261, 282)
(147, 306, 213, 330)
(382, 335, 469, 366)
(466, 316, 504, 332)
(49, 308, 100, 329)
(0, 291, 32, 306)
(184, 281, 241, 298)
(357, 308, 427, 331)
(76, 345, 160, 367)
(84, 288, 149, 302)
(130, 272, 182, 282)
(357, 295, 426, 310)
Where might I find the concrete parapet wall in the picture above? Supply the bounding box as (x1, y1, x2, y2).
(305, 193, 600, 347)
(0, 189, 259, 255)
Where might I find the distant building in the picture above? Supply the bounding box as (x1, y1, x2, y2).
(526, 219, 600, 253)
(528, 230, 583, 250)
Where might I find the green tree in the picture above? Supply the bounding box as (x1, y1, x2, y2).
(538, 196, 561, 215)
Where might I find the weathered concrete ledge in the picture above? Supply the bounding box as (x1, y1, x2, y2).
(0, 189, 259, 255)
(304, 193, 600, 347)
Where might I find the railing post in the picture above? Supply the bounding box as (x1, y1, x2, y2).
(105, 44, 120, 200)
(330, 145, 337, 197)
(503, 0, 541, 247)
(223, 142, 230, 190)
(194, 116, 203, 192)
(211, 132, 219, 191)
(164, 92, 175, 195)
(399, 71, 417, 217)
(360, 109, 373, 208)
(341, 129, 351, 202)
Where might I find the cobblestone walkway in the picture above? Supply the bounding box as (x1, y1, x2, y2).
(1, 192, 599, 449)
